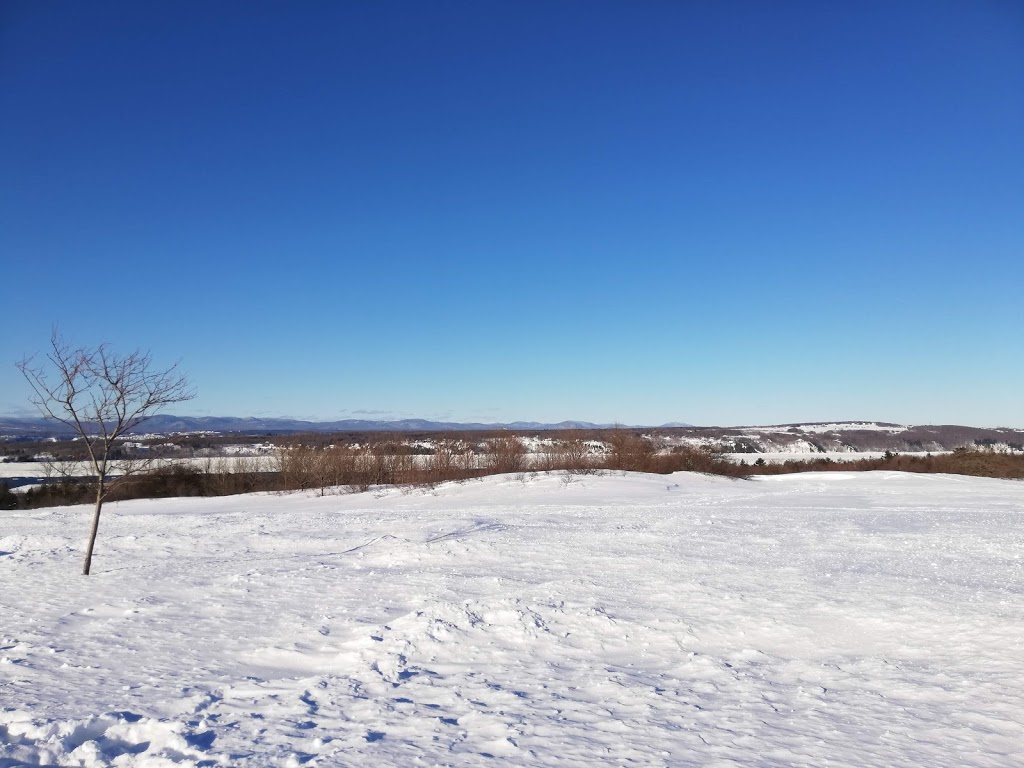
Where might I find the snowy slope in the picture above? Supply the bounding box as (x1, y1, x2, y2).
(1, 472, 1022, 767)
(754, 421, 909, 433)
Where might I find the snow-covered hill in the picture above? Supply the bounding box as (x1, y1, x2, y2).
(661, 422, 1024, 455)
(1, 471, 1022, 766)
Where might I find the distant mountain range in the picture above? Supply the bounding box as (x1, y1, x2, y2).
(0, 414, 690, 438)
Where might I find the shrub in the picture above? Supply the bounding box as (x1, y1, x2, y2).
(484, 436, 528, 474)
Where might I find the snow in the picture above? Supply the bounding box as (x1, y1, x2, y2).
(750, 422, 910, 434)
(219, 444, 277, 456)
(1, 471, 1022, 767)
(725, 451, 948, 464)
(664, 434, 850, 454)
(0, 457, 279, 482)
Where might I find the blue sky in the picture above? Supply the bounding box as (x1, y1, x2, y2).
(2, 1, 1022, 426)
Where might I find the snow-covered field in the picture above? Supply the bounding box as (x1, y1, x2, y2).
(1, 471, 1022, 767)
(0, 457, 280, 481)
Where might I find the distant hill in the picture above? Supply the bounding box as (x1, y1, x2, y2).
(663, 422, 1024, 454)
(2, 416, 1020, 455)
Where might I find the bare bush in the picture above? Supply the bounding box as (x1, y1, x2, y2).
(457, 440, 479, 475)
(559, 430, 596, 475)
(649, 445, 749, 477)
(278, 445, 322, 492)
(484, 435, 527, 474)
(534, 440, 563, 472)
(424, 439, 463, 485)
(606, 429, 656, 473)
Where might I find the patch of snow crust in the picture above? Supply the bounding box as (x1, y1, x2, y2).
(1, 471, 1023, 766)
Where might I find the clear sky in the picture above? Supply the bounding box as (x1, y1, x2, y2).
(2, 1, 1022, 427)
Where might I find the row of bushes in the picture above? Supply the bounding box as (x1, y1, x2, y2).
(744, 447, 1024, 479)
(4, 442, 1019, 511)
(2, 467, 277, 510)
(2, 438, 743, 508)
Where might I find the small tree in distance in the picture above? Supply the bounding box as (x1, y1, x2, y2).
(17, 330, 195, 575)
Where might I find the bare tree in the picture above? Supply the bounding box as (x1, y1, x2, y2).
(17, 330, 195, 575)
(426, 438, 461, 484)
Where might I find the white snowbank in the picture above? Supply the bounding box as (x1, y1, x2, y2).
(1, 471, 1022, 766)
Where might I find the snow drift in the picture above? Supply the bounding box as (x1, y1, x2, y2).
(1, 471, 1022, 766)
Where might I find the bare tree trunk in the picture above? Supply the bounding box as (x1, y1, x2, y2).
(83, 483, 104, 575)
